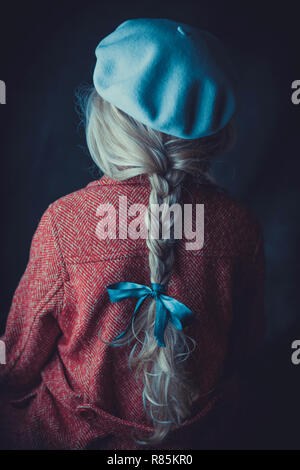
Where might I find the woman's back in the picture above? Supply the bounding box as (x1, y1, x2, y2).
(0, 172, 264, 449)
(0, 18, 265, 450)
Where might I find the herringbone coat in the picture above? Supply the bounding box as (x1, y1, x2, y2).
(0, 174, 265, 449)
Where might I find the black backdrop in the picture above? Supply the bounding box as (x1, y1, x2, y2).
(0, 0, 300, 449)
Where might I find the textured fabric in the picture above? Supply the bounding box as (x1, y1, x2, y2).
(93, 18, 236, 138)
(0, 174, 265, 449)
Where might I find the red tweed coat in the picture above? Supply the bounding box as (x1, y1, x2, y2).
(0, 173, 265, 450)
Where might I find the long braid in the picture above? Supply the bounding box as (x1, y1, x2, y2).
(147, 174, 182, 284)
(81, 88, 236, 445)
(131, 148, 200, 444)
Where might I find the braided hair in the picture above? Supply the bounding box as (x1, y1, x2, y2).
(78, 87, 235, 445)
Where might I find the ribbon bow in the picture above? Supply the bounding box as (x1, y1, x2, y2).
(106, 281, 194, 347)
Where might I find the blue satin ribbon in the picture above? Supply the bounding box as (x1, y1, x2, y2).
(106, 281, 194, 347)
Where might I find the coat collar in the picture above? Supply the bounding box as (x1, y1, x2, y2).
(87, 173, 150, 188)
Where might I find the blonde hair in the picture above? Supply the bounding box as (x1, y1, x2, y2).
(77, 86, 235, 445)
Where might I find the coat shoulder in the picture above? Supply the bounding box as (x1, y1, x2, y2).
(186, 183, 264, 256)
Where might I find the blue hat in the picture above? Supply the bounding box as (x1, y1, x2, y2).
(93, 18, 236, 139)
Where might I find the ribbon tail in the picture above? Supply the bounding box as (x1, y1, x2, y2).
(160, 294, 194, 331)
(153, 299, 169, 348)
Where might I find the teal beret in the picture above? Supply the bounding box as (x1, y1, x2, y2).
(93, 18, 236, 139)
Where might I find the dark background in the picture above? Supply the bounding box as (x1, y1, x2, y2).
(0, 0, 299, 449)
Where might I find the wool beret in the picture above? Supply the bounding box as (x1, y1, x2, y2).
(93, 18, 236, 139)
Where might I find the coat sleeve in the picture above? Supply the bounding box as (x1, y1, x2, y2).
(0, 204, 66, 393)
